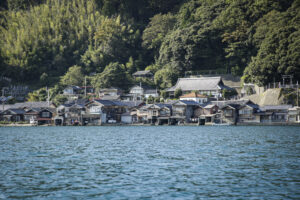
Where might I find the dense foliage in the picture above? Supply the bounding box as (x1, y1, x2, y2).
(0, 0, 299, 95)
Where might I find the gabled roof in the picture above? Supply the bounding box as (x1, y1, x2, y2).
(173, 100, 200, 106)
(211, 100, 253, 107)
(120, 101, 144, 108)
(132, 70, 153, 76)
(93, 99, 116, 106)
(100, 95, 120, 101)
(167, 77, 226, 92)
(221, 104, 239, 110)
(239, 103, 259, 110)
(155, 103, 172, 110)
(25, 108, 41, 114)
(0, 101, 55, 111)
(91, 100, 142, 107)
(3, 108, 25, 115)
(180, 92, 207, 98)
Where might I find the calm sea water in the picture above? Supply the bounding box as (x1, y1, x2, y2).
(0, 126, 299, 199)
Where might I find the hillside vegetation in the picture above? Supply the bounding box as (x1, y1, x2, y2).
(0, 0, 299, 92)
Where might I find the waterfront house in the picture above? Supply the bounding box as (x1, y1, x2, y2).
(0, 108, 25, 122)
(288, 107, 300, 123)
(141, 104, 171, 124)
(156, 104, 172, 125)
(221, 104, 239, 124)
(259, 105, 292, 123)
(167, 77, 233, 98)
(179, 92, 208, 104)
(121, 112, 132, 124)
(171, 100, 200, 124)
(237, 104, 260, 123)
(35, 108, 54, 125)
(85, 100, 127, 123)
(194, 104, 219, 124)
(64, 104, 85, 125)
(136, 105, 149, 123)
(132, 70, 153, 79)
(24, 108, 41, 122)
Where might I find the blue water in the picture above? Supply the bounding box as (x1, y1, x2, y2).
(0, 126, 299, 199)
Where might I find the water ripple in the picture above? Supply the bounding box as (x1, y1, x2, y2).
(0, 126, 299, 199)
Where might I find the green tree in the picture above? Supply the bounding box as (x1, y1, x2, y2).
(27, 88, 47, 101)
(174, 88, 182, 99)
(91, 62, 131, 90)
(147, 95, 154, 104)
(142, 13, 176, 56)
(53, 94, 68, 106)
(60, 65, 84, 86)
(222, 88, 237, 99)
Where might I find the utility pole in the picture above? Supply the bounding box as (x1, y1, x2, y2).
(84, 76, 87, 98)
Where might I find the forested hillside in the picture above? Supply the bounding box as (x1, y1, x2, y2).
(0, 0, 299, 92)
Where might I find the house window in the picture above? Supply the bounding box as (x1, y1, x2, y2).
(224, 110, 233, 116)
(153, 110, 157, 115)
(239, 109, 251, 115)
(41, 112, 50, 118)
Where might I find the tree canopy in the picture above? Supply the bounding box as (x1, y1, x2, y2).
(0, 0, 299, 93)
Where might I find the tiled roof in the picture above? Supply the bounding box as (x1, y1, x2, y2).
(100, 95, 120, 100)
(180, 92, 207, 98)
(94, 100, 116, 106)
(0, 101, 54, 111)
(155, 103, 172, 109)
(167, 77, 225, 92)
(4, 108, 26, 114)
(260, 105, 292, 111)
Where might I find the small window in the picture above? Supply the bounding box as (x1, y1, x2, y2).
(41, 112, 50, 118)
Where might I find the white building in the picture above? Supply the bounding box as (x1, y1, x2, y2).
(179, 92, 208, 104)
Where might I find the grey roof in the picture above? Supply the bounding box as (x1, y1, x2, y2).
(100, 95, 120, 100)
(94, 100, 116, 106)
(120, 101, 144, 108)
(260, 105, 292, 111)
(178, 100, 200, 106)
(132, 70, 153, 76)
(155, 103, 172, 109)
(25, 108, 42, 113)
(210, 100, 252, 107)
(167, 77, 226, 92)
(0, 101, 54, 111)
(3, 108, 26, 114)
(93, 100, 142, 107)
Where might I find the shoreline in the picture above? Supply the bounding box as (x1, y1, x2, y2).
(1, 123, 300, 127)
